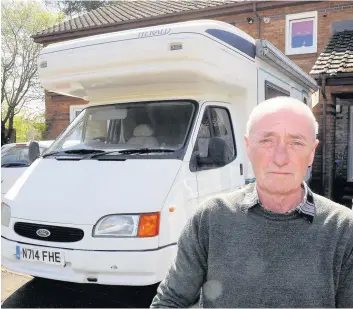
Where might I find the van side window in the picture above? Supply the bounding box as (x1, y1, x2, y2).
(265, 81, 290, 100)
(192, 106, 236, 171)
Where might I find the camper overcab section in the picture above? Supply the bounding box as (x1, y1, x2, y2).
(1, 20, 318, 286)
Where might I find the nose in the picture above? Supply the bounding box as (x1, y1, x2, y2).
(272, 142, 290, 167)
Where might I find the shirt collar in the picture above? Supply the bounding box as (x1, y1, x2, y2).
(241, 182, 316, 223)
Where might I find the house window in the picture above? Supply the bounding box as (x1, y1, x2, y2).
(285, 11, 318, 55)
(70, 105, 87, 123)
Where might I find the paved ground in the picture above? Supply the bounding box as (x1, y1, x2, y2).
(1, 267, 31, 305)
(1, 267, 158, 308)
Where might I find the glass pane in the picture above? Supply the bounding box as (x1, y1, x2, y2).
(195, 111, 212, 158)
(291, 19, 314, 48)
(193, 107, 236, 162)
(265, 85, 289, 100)
(210, 108, 235, 158)
(47, 101, 196, 154)
(1, 146, 29, 165)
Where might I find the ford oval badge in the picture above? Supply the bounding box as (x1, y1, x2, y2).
(36, 229, 51, 238)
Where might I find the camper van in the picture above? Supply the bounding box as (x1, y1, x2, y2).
(1, 20, 318, 286)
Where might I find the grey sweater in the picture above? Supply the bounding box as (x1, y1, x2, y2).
(150, 184, 353, 308)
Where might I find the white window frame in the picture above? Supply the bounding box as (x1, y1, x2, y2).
(69, 104, 87, 123)
(285, 11, 318, 56)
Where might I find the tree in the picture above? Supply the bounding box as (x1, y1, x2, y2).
(12, 113, 46, 142)
(44, 1, 109, 18)
(1, 0, 64, 146)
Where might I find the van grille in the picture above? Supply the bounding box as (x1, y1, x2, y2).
(14, 222, 84, 243)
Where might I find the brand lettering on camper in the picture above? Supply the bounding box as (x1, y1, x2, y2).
(138, 28, 171, 38)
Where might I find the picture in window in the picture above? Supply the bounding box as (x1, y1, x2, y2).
(291, 19, 314, 49)
(285, 11, 317, 55)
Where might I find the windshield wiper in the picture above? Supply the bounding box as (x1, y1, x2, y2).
(1, 162, 29, 168)
(89, 148, 175, 159)
(118, 148, 175, 154)
(42, 149, 106, 158)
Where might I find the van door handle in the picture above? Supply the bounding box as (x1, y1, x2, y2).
(240, 163, 243, 175)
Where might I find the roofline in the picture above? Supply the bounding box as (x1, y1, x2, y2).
(313, 73, 353, 86)
(32, 1, 320, 44)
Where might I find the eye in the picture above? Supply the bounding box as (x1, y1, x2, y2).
(260, 139, 272, 144)
(291, 141, 304, 147)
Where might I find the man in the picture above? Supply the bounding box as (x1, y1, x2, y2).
(150, 97, 353, 308)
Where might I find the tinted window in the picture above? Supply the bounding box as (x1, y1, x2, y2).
(1, 146, 29, 166)
(192, 106, 236, 171)
(46, 101, 196, 157)
(265, 81, 290, 100)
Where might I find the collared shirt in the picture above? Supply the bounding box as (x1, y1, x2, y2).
(241, 181, 316, 223)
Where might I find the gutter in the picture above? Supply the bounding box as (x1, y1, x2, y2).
(321, 75, 327, 196)
(256, 40, 318, 92)
(253, 2, 261, 39)
(32, 1, 322, 44)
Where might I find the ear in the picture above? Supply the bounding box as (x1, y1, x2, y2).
(309, 139, 319, 165)
(244, 135, 249, 148)
(244, 135, 251, 157)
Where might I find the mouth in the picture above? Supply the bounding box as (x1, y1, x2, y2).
(269, 172, 291, 175)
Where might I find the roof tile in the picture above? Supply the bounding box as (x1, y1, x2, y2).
(310, 30, 353, 76)
(33, 0, 248, 38)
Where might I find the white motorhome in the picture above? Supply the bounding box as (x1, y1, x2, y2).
(1, 20, 318, 286)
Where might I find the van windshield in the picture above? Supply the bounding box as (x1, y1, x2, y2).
(46, 101, 197, 156)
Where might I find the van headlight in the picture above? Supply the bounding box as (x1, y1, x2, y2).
(1, 203, 11, 227)
(93, 213, 160, 238)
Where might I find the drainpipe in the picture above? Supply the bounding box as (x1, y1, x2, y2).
(321, 75, 327, 196)
(253, 2, 261, 39)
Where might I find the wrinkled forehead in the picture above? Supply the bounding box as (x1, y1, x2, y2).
(250, 109, 315, 139)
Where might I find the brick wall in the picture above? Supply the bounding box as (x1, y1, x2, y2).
(311, 86, 353, 198)
(44, 91, 88, 140)
(217, 2, 353, 73)
(43, 3, 353, 197)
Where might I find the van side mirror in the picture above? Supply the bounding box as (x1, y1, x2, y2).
(28, 141, 40, 164)
(197, 137, 231, 168)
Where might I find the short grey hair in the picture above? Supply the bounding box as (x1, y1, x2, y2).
(246, 96, 319, 139)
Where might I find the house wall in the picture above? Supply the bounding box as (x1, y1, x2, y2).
(42, 2, 353, 197)
(310, 86, 353, 198)
(220, 2, 353, 73)
(44, 92, 88, 139)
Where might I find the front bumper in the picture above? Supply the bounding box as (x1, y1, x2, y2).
(1, 236, 176, 286)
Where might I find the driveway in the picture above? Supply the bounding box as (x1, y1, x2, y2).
(1, 267, 158, 308)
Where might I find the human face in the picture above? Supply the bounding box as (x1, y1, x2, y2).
(245, 108, 319, 195)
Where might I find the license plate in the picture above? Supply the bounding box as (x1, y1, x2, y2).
(16, 245, 65, 266)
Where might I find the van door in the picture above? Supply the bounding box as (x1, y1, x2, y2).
(190, 102, 244, 203)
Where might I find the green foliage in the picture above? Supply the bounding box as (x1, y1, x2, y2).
(1, 0, 64, 145)
(44, 1, 108, 17)
(12, 114, 46, 142)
